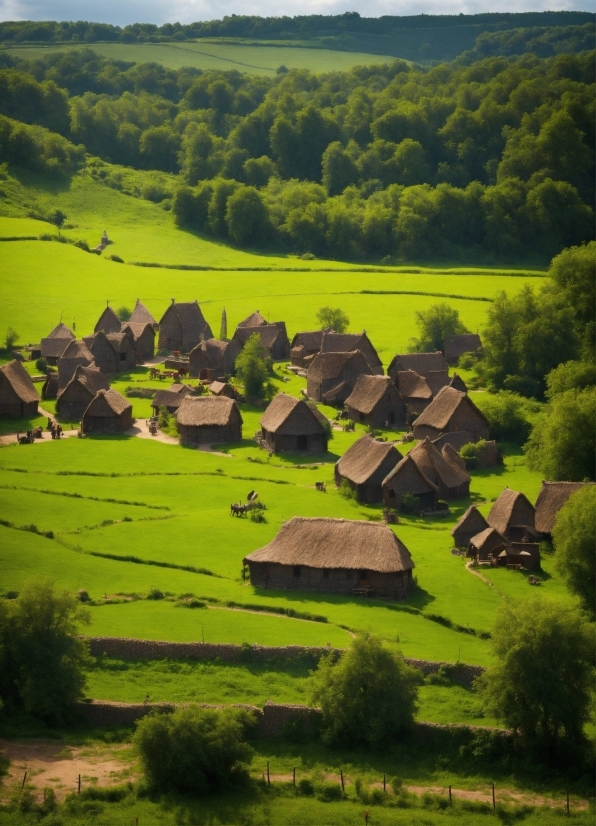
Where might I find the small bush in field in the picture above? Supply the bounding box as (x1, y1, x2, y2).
(297, 778, 314, 796)
(316, 782, 343, 802)
(35, 357, 47, 373)
(399, 492, 419, 514)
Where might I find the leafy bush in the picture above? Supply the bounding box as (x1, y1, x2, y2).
(297, 778, 315, 796)
(338, 480, 357, 501)
(410, 302, 469, 353)
(35, 357, 47, 374)
(316, 781, 343, 801)
(147, 586, 163, 600)
(316, 306, 349, 333)
(459, 440, 486, 470)
(133, 706, 255, 793)
(399, 492, 419, 514)
(473, 391, 533, 444)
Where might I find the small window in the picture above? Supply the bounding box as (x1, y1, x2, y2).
(359, 412, 365, 423)
(293, 565, 301, 578)
(346, 569, 353, 580)
(120, 352, 126, 361)
(323, 568, 330, 579)
(359, 569, 368, 581)
(388, 411, 395, 425)
(297, 434, 308, 451)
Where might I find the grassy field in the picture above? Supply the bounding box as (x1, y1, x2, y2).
(3, 40, 398, 75)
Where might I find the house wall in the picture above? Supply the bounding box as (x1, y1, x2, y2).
(56, 385, 93, 420)
(263, 429, 327, 454)
(178, 421, 241, 445)
(247, 562, 412, 599)
(134, 329, 155, 361)
(83, 410, 131, 434)
(506, 499, 535, 534)
(346, 390, 406, 429)
(88, 338, 118, 374)
(453, 525, 482, 547)
(382, 461, 437, 509)
(158, 311, 184, 351)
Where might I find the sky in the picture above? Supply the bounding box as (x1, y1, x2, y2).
(0, 0, 592, 26)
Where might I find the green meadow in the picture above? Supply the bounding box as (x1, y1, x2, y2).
(3, 40, 398, 75)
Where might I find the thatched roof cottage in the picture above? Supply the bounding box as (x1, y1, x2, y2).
(395, 370, 433, 417)
(209, 381, 238, 399)
(307, 350, 373, 404)
(388, 351, 448, 382)
(94, 305, 122, 335)
(443, 333, 482, 364)
(40, 322, 74, 365)
(344, 374, 406, 429)
(56, 364, 109, 420)
(158, 300, 213, 352)
(290, 331, 325, 367)
(467, 527, 508, 562)
(83, 331, 137, 374)
(57, 340, 94, 390)
(260, 393, 328, 453)
(0, 360, 40, 418)
(382, 454, 438, 512)
(412, 386, 489, 443)
(176, 396, 242, 445)
(451, 505, 489, 548)
(487, 488, 535, 541)
(449, 373, 468, 393)
(534, 481, 593, 537)
(408, 438, 470, 500)
(335, 434, 403, 504)
(237, 310, 268, 328)
(226, 325, 290, 371)
(82, 389, 132, 434)
(129, 299, 158, 330)
(151, 383, 192, 416)
(497, 543, 540, 571)
(121, 322, 155, 361)
(189, 339, 229, 380)
(321, 332, 383, 375)
(243, 517, 414, 599)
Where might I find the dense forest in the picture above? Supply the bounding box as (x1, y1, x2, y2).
(0, 40, 594, 263)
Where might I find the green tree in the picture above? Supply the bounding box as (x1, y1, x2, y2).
(4, 326, 19, 350)
(410, 302, 469, 352)
(548, 242, 596, 356)
(116, 306, 132, 321)
(552, 486, 596, 619)
(310, 634, 419, 748)
(220, 307, 228, 341)
(49, 209, 66, 234)
(0, 580, 90, 723)
(315, 306, 349, 333)
(235, 333, 271, 400)
(525, 387, 596, 481)
(225, 186, 270, 246)
(545, 360, 596, 397)
(321, 141, 359, 196)
(134, 706, 254, 794)
(474, 391, 534, 444)
(476, 597, 593, 755)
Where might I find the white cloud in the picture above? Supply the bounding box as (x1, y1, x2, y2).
(0, 0, 592, 27)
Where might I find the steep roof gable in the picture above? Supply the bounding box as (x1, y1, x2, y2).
(336, 434, 402, 486)
(344, 375, 398, 414)
(94, 306, 122, 334)
(0, 360, 40, 404)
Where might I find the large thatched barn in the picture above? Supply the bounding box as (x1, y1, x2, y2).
(260, 393, 329, 453)
(321, 332, 383, 375)
(56, 365, 109, 419)
(226, 325, 290, 370)
(121, 322, 155, 361)
(451, 505, 489, 548)
(129, 299, 158, 330)
(158, 300, 213, 352)
(151, 383, 192, 416)
(412, 386, 489, 443)
(335, 434, 402, 504)
(176, 396, 242, 445)
(443, 333, 482, 364)
(534, 481, 593, 537)
(0, 360, 40, 418)
(82, 389, 132, 434)
(382, 454, 438, 512)
(243, 517, 414, 599)
(83, 331, 137, 374)
(408, 438, 470, 500)
(307, 350, 373, 404)
(345, 374, 406, 428)
(57, 340, 95, 390)
(40, 322, 74, 365)
(395, 370, 433, 417)
(94, 305, 122, 335)
(467, 527, 508, 562)
(189, 339, 229, 379)
(487, 488, 536, 541)
(290, 331, 325, 367)
(388, 351, 449, 382)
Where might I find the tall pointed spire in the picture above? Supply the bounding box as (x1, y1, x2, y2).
(220, 307, 228, 341)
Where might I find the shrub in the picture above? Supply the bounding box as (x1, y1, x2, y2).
(297, 778, 315, 796)
(473, 391, 533, 444)
(399, 492, 419, 514)
(35, 357, 47, 374)
(391, 776, 404, 794)
(459, 440, 486, 470)
(338, 480, 357, 501)
(5, 326, 18, 350)
(147, 586, 163, 600)
(109, 254, 124, 263)
(134, 706, 255, 794)
(76, 589, 91, 603)
(316, 782, 343, 802)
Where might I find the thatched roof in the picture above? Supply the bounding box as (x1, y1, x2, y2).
(336, 434, 402, 486)
(412, 386, 488, 431)
(234, 325, 287, 350)
(209, 381, 236, 397)
(534, 481, 592, 534)
(261, 393, 327, 435)
(106, 332, 133, 353)
(383, 453, 439, 493)
(153, 383, 192, 409)
(244, 517, 414, 573)
(94, 306, 122, 335)
(290, 331, 325, 350)
(425, 371, 450, 396)
(310, 350, 370, 382)
(46, 322, 74, 340)
(344, 375, 399, 414)
(442, 443, 467, 471)
(389, 351, 448, 377)
(160, 301, 213, 339)
(321, 331, 382, 371)
(85, 389, 131, 417)
(60, 364, 109, 398)
(409, 438, 470, 491)
(237, 310, 267, 328)
(0, 360, 40, 403)
(487, 488, 535, 535)
(121, 321, 155, 341)
(41, 322, 75, 358)
(432, 431, 473, 452)
(395, 370, 432, 400)
(176, 396, 242, 427)
(130, 299, 158, 328)
(443, 334, 482, 362)
(449, 373, 468, 393)
(469, 527, 507, 551)
(60, 339, 94, 361)
(451, 505, 489, 538)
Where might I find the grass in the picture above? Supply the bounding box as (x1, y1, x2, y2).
(3, 40, 400, 75)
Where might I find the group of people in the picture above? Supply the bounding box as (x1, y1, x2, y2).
(47, 418, 64, 439)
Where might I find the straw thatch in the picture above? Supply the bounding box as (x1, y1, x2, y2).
(449, 373, 468, 393)
(487, 488, 535, 539)
(152, 383, 192, 413)
(209, 381, 238, 399)
(321, 332, 383, 375)
(388, 351, 449, 380)
(424, 371, 450, 396)
(412, 386, 489, 443)
(189, 338, 229, 379)
(94, 305, 122, 335)
(344, 375, 406, 429)
(57, 364, 110, 419)
(451, 505, 489, 547)
(106, 332, 137, 371)
(237, 310, 268, 328)
(41, 372, 59, 401)
(443, 333, 482, 364)
(0, 359, 40, 417)
(176, 396, 242, 444)
(260, 393, 328, 453)
(431, 431, 473, 452)
(57, 340, 94, 390)
(382, 454, 438, 511)
(290, 330, 326, 367)
(83, 331, 137, 373)
(130, 299, 158, 329)
(82, 389, 132, 434)
(467, 527, 507, 560)
(227, 324, 290, 370)
(40, 322, 75, 363)
(243, 517, 414, 598)
(158, 300, 213, 352)
(409, 437, 470, 500)
(335, 434, 402, 503)
(534, 481, 593, 536)
(307, 350, 373, 404)
(394, 370, 432, 418)
(120, 322, 155, 361)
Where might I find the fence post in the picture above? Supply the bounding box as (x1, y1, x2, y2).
(267, 760, 270, 787)
(78, 774, 81, 795)
(492, 782, 495, 810)
(566, 785, 570, 816)
(449, 785, 452, 805)
(21, 771, 27, 790)
(340, 769, 344, 793)
(293, 767, 296, 787)
(383, 774, 386, 793)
